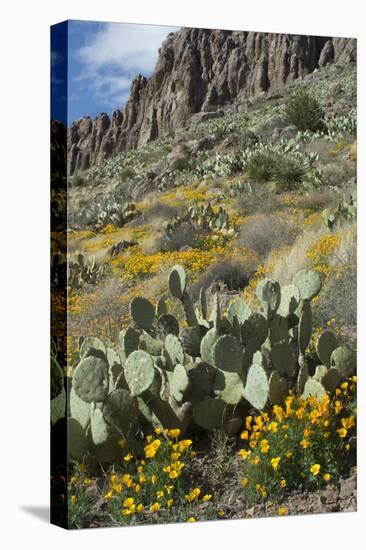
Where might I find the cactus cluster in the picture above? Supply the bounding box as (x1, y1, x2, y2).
(322, 189, 356, 230)
(68, 253, 106, 289)
(53, 265, 356, 462)
(165, 204, 235, 239)
(95, 202, 140, 230)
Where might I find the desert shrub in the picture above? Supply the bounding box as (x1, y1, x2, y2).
(285, 89, 326, 132)
(157, 222, 203, 252)
(120, 167, 136, 181)
(70, 172, 85, 187)
(313, 262, 356, 343)
(320, 162, 355, 187)
(239, 380, 356, 506)
(295, 190, 337, 211)
(190, 257, 257, 300)
(143, 200, 177, 222)
(236, 185, 282, 216)
(237, 214, 301, 259)
(172, 155, 191, 172)
(245, 150, 279, 183)
(273, 156, 307, 189)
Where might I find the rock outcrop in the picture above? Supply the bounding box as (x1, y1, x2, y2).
(67, 28, 357, 174)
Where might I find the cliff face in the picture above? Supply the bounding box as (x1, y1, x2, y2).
(67, 28, 357, 175)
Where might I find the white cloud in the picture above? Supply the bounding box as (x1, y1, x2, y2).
(78, 22, 179, 74)
(73, 22, 179, 112)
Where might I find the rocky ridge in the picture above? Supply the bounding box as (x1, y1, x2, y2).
(66, 29, 356, 175)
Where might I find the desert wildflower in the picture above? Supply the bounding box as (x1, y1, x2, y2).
(203, 494, 213, 501)
(239, 449, 251, 459)
(185, 488, 201, 502)
(241, 430, 249, 440)
(278, 506, 287, 516)
(167, 499, 174, 508)
(218, 510, 225, 517)
(151, 475, 157, 484)
(150, 502, 160, 513)
(241, 478, 249, 488)
(323, 473, 331, 482)
(280, 479, 287, 488)
(71, 495, 77, 504)
(260, 439, 270, 453)
(271, 457, 281, 471)
(123, 453, 133, 462)
(268, 422, 278, 433)
(300, 439, 311, 448)
(337, 428, 348, 438)
(178, 439, 192, 452)
(144, 439, 161, 458)
(310, 464, 321, 476)
(137, 504, 144, 513)
(252, 456, 261, 466)
(169, 470, 178, 479)
(186, 517, 196, 523)
(168, 429, 181, 439)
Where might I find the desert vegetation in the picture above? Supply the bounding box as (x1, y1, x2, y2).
(51, 60, 357, 527)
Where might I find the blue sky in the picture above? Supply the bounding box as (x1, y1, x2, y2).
(51, 20, 179, 125)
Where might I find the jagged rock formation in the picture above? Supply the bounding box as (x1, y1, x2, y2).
(67, 29, 357, 175)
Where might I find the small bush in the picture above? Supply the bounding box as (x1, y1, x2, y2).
(285, 89, 326, 132)
(239, 380, 356, 505)
(286, 89, 327, 132)
(237, 214, 300, 259)
(172, 156, 191, 172)
(120, 167, 136, 182)
(273, 156, 307, 189)
(70, 172, 85, 187)
(245, 150, 279, 183)
(190, 257, 257, 300)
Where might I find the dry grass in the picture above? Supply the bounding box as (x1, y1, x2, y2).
(266, 226, 327, 284)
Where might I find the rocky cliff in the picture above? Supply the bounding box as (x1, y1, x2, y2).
(67, 28, 356, 175)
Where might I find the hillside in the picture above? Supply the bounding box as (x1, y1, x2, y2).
(51, 35, 357, 528)
(66, 29, 356, 175)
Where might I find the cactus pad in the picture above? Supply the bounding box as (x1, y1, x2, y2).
(192, 397, 226, 431)
(277, 284, 300, 317)
(317, 330, 338, 367)
(165, 334, 185, 366)
(120, 326, 140, 358)
(297, 363, 309, 394)
(73, 355, 109, 403)
(271, 342, 296, 377)
(302, 378, 326, 400)
(70, 387, 91, 430)
(299, 300, 312, 353)
(241, 313, 268, 346)
(170, 364, 190, 402)
(268, 371, 287, 405)
(244, 364, 269, 410)
(213, 335, 244, 373)
(130, 297, 155, 330)
(169, 265, 187, 298)
(293, 269, 322, 300)
(200, 328, 218, 366)
(102, 389, 139, 436)
(330, 346, 356, 377)
(68, 418, 87, 461)
(51, 357, 63, 400)
(51, 388, 66, 425)
(256, 278, 281, 314)
(227, 299, 251, 325)
(213, 370, 245, 405)
(79, 336, 106, 359)
(124, 350, 156, 396)
(156, 314, 180, 338)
